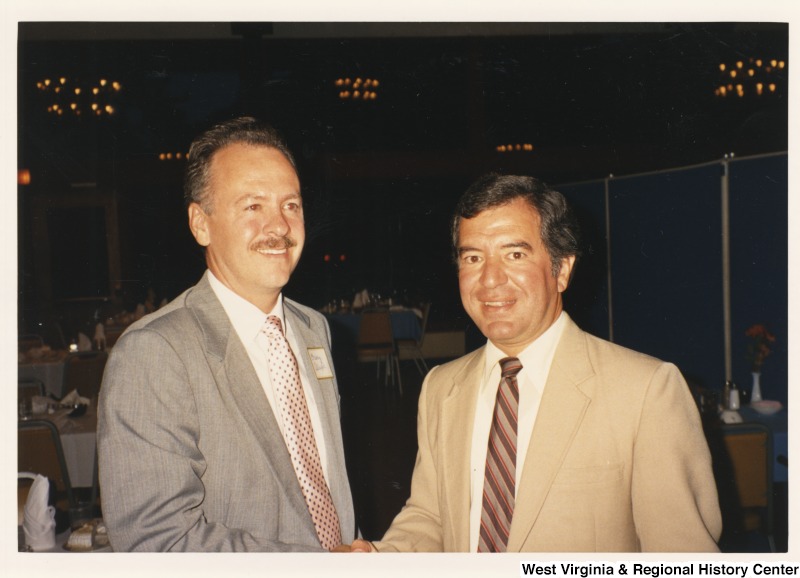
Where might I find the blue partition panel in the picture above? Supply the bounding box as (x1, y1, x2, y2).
(608, 165, 724, 390)
(728, 154, 788, 405)
(558, 180, 610, 340)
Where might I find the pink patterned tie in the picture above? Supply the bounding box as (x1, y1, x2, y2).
(478, 356, 522, 552)
(263, 315, 341, 550)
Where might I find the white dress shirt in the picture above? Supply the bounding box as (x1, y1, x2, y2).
(207, 271, 331, 483)
(468, 311, 567, 551)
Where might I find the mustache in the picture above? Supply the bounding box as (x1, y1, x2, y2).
(251, 236, 298, 251)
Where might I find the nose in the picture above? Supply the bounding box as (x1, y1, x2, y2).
(479, 255, 507, 289)
(261, 208, 290, 237)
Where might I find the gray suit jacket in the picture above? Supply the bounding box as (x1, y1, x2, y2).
(97, 272, 356, 551)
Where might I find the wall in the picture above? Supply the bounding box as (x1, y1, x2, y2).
(559, 153, 787, 404)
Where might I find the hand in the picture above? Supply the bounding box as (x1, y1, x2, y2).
(350, 539, 375, 552)
(331, 539, 375, 553)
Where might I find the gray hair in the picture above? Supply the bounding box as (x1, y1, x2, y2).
(183, 117, 297, 212)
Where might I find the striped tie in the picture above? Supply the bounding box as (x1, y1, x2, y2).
(263, 315, 342, 550)
(478, 356, 523, 552)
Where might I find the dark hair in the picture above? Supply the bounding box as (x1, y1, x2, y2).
(451, 173, 582, 276)
(183, 117, 297, 211)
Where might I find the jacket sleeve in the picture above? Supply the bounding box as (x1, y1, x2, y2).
(631, 362, 722, 551)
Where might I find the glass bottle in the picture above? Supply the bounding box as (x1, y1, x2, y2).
(728, 381, 740, 410)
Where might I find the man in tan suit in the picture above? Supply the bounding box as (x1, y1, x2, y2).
(350, 174, 721, 552)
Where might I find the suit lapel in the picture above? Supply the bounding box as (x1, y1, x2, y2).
(508, 317, 595, 551)
(185, 276, 313, 528)
(440, 348, 485, 551)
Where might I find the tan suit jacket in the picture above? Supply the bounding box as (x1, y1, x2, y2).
(376, 315, 721, 552)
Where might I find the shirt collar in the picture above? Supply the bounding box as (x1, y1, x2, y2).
(207, 270, 285, 343)
(482, 311, 567, 386)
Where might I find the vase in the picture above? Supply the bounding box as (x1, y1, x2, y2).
(750, 371, 763, 403)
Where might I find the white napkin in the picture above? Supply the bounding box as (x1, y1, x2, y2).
(93, 322, 106, 350)
(77, 332, 92, 352)
(720, 409, 743, 424)
(61, 389, 91, 407)
(21, 473, 56, 551)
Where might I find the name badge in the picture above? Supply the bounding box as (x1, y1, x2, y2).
(307, 347, 334, 380)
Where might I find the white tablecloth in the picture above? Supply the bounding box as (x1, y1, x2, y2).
(19, 353, 68, 398)
(60, 431, 96, 488)
(30, 405, 98, 488)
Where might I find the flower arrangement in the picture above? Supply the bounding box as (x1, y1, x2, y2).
(745, 324, 776, 372)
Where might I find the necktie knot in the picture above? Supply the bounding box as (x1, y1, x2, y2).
(264, 315, 284, 337)
(499, 357, 523, 379)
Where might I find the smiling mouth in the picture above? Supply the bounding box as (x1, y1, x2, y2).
(483, 300, 515, 307)
(256, 247, 288, 255)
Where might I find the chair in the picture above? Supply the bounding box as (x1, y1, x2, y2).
(61, 351, 108, 400)
(18, 420, 77, 520)
(19, 377, 45, 414)
(88, 449, 101, 519)
(396, 303, 431, 376)
(357, 309, 402, 395)
(715, 422, 775, 552)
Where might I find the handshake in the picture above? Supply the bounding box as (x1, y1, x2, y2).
(332, 539, 376, 553)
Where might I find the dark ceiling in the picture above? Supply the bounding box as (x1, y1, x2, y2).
(18, 22, 788, 185)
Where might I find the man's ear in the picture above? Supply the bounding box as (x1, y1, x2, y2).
(188, 203, 211, 247)
(556, 255, 577, 293)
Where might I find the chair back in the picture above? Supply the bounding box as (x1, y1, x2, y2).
(62, 351, 108, 400)
(417, 302, 431, 346)
(717, 422, 774, 549)
(18, 420, 75, 511)
(17, 377, 46, 397)
(357, 309, 394, 355)
(721, 423, 772, 509)
(19, 377, 45, 405)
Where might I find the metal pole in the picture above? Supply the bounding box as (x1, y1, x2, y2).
(721, 156, 732, 381)
(605, 176, 614, 343)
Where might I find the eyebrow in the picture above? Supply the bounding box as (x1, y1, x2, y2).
(234, 193, 264, 205)
(457, 240, 533, 256)
(501, 241, 533, 251)
(233, 191, 302, 205)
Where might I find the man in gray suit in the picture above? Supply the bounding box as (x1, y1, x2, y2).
(98, 117, 356, 551)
